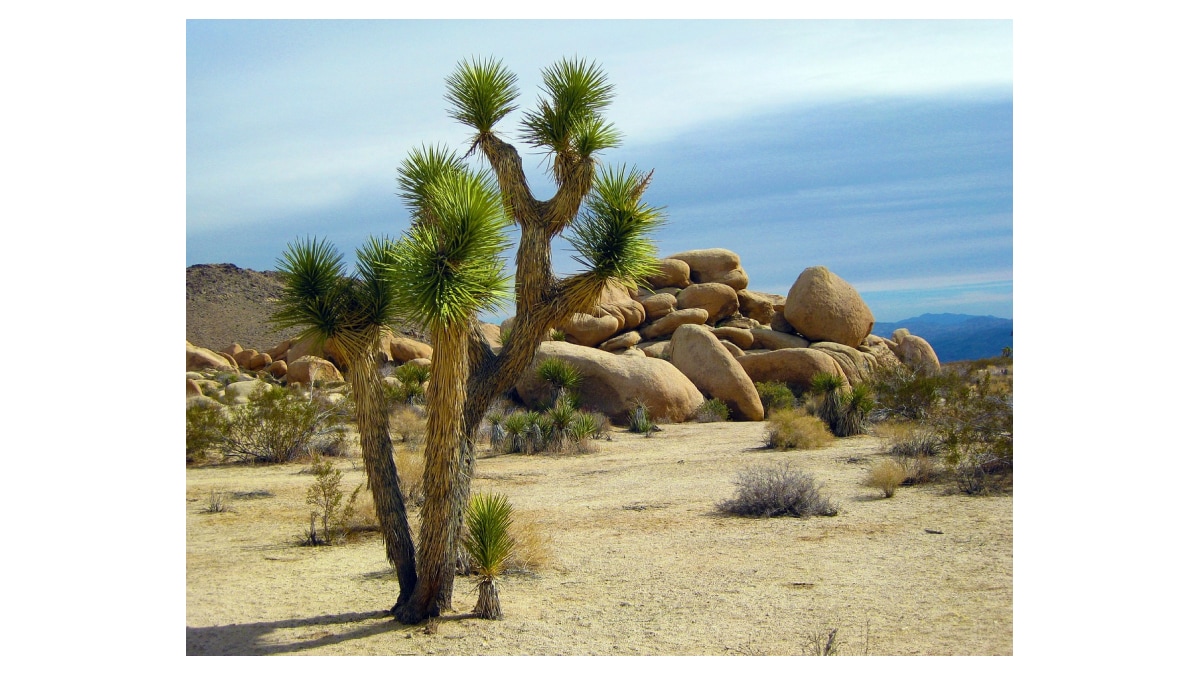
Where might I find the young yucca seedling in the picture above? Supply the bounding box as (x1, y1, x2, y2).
(627, 400, 657, 435)
(464, 492, 516, 620)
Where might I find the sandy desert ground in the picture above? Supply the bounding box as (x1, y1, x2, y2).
(185, 421, 1011, 656)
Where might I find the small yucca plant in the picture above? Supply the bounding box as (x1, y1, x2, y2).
(537, 357, 582, 408)
(810, 372, 845, 432)
(464, 492, 516, 620)
(835, 383, 874, 437)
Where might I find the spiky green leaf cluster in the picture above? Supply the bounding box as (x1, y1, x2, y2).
(464, 492, 515, 580)
(392, 164, 512, 329)
(272, 236, 408, 349)
(519, 57, 621, 162)
(444, 56, 520, 135)
(396, 144, 467, 215)
(565, 165, 662, 288)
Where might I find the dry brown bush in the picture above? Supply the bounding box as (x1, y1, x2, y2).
(863, 459, 906, 498)
(764, 408, 834, 450)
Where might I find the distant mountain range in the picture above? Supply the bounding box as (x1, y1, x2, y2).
(872, 313, 1013, 363)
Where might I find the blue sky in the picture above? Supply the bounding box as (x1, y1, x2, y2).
(187, 20, 1012, 322)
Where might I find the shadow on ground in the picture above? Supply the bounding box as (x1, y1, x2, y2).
(186, 610, 401, 655)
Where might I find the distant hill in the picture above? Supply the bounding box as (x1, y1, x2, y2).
(187, 264, 292, 352)
(186, 263, 426, 353)
(872, 313, 1013, 363)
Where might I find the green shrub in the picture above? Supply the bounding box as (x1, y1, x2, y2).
(222, 387, 346, 463)
(764, 408, 834, 450)
(693, 398, 730, 423)
(718, 463, 838, 518)
(186, 402, 229, 463)
(301, 455, 363, 545)
(755, 381, 796, 417)
(872, 362, 1013, 494)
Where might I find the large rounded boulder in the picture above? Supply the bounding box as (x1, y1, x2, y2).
(287, 355, 344, 386)
(676, 283, 739, 325)
(667, 248, 748, 290)
(187, 341, 237, 372)
(643, 258, 691, 290)
(783, 266, 874, 347)
(670, 325, 763, 421)
(736, 348, 847, 392)
(515, 341, 703, 423)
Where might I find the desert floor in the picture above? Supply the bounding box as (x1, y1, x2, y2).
(185, 421, 1012, 656)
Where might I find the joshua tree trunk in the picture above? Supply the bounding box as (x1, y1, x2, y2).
(340, 340, 419, 611)
(429, 134, 602, 614)
(394, 323, 469, 623)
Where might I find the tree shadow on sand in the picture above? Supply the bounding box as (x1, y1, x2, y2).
(187, 610, 399, 655)
(186, 609, 484, 655)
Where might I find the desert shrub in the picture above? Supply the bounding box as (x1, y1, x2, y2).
(301, 455, 363, 545)
(203, 489, 228, 513)
(863, 459, 906, 498)
(718, 462, 838, 518)
(186, 403, 229, 463)
(694, 398, 730, 423)
(764, 408, 834, 450)
(389, 405, 427, 452)
(897, 455, 942, 485)
(935, 388, 1013, 495)
(755, 381, 796, 417)
(885, 425, 943, 458)
(549, 329, 567, 342)
(221, 387, 346, 463)
(870, 364, 965, 421)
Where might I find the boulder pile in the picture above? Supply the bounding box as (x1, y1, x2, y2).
(187, 248, 941, 421)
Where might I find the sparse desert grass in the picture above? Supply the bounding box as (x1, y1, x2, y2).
(394, 448, 426, 507)
(717, 462, 838, 518)
(764, 408, 834, 450)
(187, 422, 1013, 655)
(389, 405, 427, 452)
(863, 459, 906, 498)
(506, 511, 553, 574)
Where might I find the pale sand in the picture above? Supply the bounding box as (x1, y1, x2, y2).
(186, 421, 1011, 655)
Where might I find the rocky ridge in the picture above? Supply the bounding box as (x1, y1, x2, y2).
(186, 249, 942, 423)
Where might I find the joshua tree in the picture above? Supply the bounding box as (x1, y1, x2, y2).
(271, 237, 419, 605)
(389, 55, 662, 623)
